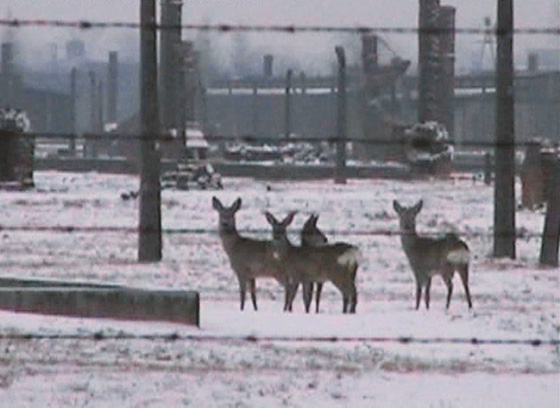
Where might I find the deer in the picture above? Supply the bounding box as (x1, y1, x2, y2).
(300, 214, 328, 313)
(393, 199, 473, 310)
(264, 211, 361, 314)
(212, 197, 292, 311)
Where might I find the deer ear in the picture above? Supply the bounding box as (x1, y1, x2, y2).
(231, 198, 242, 212)
(312, 214, 319, 225)
(414, 200, 423, 214)
(212, 196, 223, 211)
(282, 211, 297, 227)
(393, 200, 403, 214)
(264, 211, 277, 226)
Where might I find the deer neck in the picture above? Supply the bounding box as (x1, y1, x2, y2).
(272, 234, 292, 256)
(218, 224, 241, 249)
(400, 227, 418, 248)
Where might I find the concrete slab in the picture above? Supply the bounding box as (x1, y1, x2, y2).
(0, 279, 199, 326)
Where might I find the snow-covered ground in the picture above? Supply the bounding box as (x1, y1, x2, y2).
(0, 171, 558, 407)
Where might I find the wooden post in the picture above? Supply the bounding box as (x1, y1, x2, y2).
(484, 152, 493, 185)
(284, 69, 292, 141)
(493, 0, 516, 258)
(540, 159, 560, 266)
(335, 46, 347, 185)
(138, 0, 162, 262)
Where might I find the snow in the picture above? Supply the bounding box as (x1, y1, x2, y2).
(0, 171, 558, 407)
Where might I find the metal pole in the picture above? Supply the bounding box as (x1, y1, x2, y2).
(107, 51, 118, 123)
(493, 0, 516, 258)
(97, 80, 104, 133)
(89, 71, 97, 133)
(138, 0, 162, 262)
(284, 69, 292, 141)
(69, 67, 77, 156)
(335, 46, 347, 185)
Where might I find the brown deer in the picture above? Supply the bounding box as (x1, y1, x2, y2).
(265, 211, 360, 314)
(393, 199, 473, 310)
(300, 214, 328, 313)
(212, 197, 291, 311)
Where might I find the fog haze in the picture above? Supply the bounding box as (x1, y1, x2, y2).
(1, 0, 559, 74)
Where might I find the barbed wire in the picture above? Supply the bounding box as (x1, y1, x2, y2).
(0, 332, 557, 346)
(0, 18, 558, 36)
(0, 225, 549, 240)
(12, 131, 560, 148)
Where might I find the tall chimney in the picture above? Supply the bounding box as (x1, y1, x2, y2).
(160, 0, 183, 131)
(418, 0, 441, 123)
(263, 54, 273, 77)
(1, 43, 15, 106)
(438, 5, 456, 136)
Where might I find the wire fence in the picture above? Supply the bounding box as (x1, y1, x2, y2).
(0, 332, 558, 347)
(12, 131, 560, 148)
(0, 12, 558, 352)
(0, 225, 550, 240)
(0, 18, 558, 35)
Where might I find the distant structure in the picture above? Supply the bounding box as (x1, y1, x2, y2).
(66, 39, 86, 60)
(417, 0, 456, 130)
(0, 108, 34, 188)
(160, 0, 184, 132)
(479, 16, 496, 71)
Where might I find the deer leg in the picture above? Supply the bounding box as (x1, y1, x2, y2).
(459, 264, 473, 309)
(302, 282, 313, 313)
(285, 282, 299, 312)
(283, 282, 292, 312)
(415, 281, 422, 310)
(249, 278, 258, 311)
(287, 280, 299, 311)
(444, 276, 454, 310)
(424, 277, 432, 309)
(349, 282, 357, 314)
(238, 277, 247, 311)
(315, 282, 323, 314)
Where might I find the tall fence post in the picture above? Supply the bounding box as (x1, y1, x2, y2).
(138, 0, 162, 262)
(334, 46, 347, 185)
(493, 0, 516, 258)
(540, 159, 560, 267)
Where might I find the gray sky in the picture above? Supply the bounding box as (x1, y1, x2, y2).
(1, 0, 559, 74)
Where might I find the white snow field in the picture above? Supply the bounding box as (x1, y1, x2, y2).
(0, 171, 558, 407)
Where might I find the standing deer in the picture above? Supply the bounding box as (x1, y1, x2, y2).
(212, 197, 291, 311)
(393, 199, 473, 310)
(265, 211, 360, 314)
(300, 214, 328, 313)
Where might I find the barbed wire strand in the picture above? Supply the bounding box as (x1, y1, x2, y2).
(0, 226, 548, 240)
(12, 131, 560, 148)
(0, 19, 559, 35)
(0, 332, 557, 346)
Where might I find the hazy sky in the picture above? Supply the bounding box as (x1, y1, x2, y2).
(1, 0, 559, 74)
